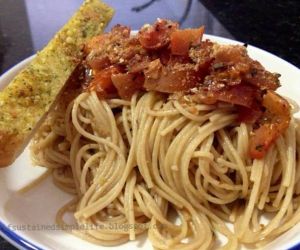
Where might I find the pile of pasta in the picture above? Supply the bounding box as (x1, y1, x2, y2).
(31, 89, 300, 249)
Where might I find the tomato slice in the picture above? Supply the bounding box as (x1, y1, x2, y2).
(170, 26, 204, 56)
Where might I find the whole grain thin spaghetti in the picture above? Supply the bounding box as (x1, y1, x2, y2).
(31, 90, 300, 249)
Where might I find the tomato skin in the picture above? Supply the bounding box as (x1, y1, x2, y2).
(170, 26, 204, 56)
(88, 66, 122, 98)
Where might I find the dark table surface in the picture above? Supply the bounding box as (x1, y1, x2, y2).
(0, 0, 299, 249)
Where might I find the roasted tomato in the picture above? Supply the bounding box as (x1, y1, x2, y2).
(213, 84, 256, 107)
(204, 45, 250, 88)
(237, 105, 263, 124)
(111, 72, 144, 100)
(138, 19, 178, 50)
(110, 24, 131, 38)
(244, 61, 280, 90)
(85, 25, 130, 55)
(86, 56, 111, 71)
(144, 59, 200, 93)
(193, 84, 257, 107)
(213, 45, 249, 65)
(85, 24, 131, 67)
(88, 66, 122, 98)
(84, 34, 108, 55)
(210, 45, 280, 91)
(170, 26, 204, 56)
(249, 90, 291, 159)
(189, 39, 214, 66)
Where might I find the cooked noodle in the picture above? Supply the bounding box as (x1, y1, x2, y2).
(31, 90, 300, 249)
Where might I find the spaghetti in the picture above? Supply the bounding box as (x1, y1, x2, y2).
(31, 90, 300, 249)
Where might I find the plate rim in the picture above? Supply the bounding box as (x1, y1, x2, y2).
(0, 221, 42, 250)
(0, 34, 300, 250)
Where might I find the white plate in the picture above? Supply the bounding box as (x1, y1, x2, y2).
(1, 35, 300, 250)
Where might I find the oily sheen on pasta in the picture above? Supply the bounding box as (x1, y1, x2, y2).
(30, 19, 300, 249)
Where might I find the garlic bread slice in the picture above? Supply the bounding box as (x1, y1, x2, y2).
(0, 0, 114, 167)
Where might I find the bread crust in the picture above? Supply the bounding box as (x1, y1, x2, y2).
(0, 0, 114, 167)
